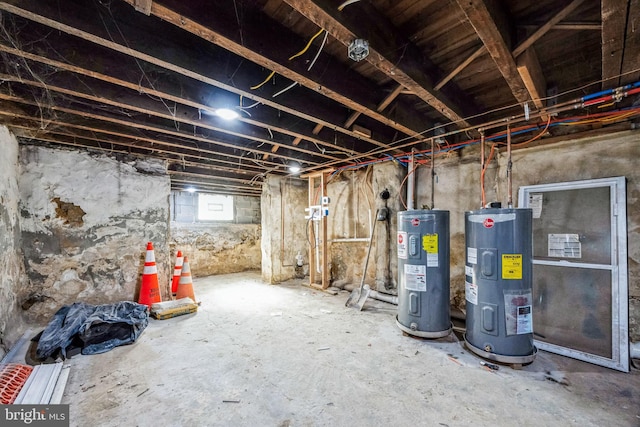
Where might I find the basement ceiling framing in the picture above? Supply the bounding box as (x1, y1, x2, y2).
(0, 0, 638, 195)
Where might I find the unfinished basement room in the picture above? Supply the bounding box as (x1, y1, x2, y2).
(1, 0, 639, 425)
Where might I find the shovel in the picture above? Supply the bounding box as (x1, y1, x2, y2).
(345, 208, 380, 310)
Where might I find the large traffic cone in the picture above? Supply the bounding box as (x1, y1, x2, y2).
(176, 256, 196, 302)
(171, 250, 184, 296)
(139, 242, 162, 307)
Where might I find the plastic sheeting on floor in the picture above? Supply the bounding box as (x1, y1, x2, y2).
(36, 301, 149, 360)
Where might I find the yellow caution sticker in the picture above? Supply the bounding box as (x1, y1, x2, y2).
(422, 234, 438, 253)
(502, 254, 523, 279)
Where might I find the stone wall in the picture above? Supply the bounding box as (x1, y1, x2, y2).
(18, 145, 171, 324)
(170, 191, 261, 276)
(0, 127, 27, 355)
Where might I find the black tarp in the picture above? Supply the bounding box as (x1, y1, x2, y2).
(36, 301, 149, 360)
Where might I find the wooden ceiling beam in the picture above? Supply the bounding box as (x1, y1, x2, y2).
(0, 91, 325, 168)
(602, 0, 628, 88)
(512, 0, 586, 57)
(0, 0, 396, 151)
(0, 45, 363, 157)
(435, 46, 486, 91)
(455, 0, 530, 104)
(119, 0, 426, 138)
(167, 170, 257, 186)
(0, 107, 282, 171)
(620, 1, 640, 85)
(282, 0, 474, 128)
(0, 71, 341, 162)
(518, 22, 602, 31)
(516, 48, 548, 120)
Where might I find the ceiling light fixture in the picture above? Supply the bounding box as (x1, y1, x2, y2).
(186, 187, 197, 193)
(215, 108, 240, 120)
(348, 39, 369, 62)
(289, 163, 301, 174)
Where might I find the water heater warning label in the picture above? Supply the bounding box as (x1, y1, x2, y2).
(467, 247, 477, 265)
(502, 254, 522, 279)
(422, 234, 438, 267)
(465, 282, 478, 305)
(404, 264, 426, 291)
(397, 232, 408, 259)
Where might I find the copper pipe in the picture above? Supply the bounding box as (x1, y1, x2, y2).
(507, 124, 513, 208)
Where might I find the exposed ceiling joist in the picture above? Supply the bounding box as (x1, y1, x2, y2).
(602, 0, 629, 88)
(0, 0, 401, 150)
(119, 0, 427, 139)
(281, 0, 475, 128)
(512, 0, 586, 57)
(455, 0, 531, 104)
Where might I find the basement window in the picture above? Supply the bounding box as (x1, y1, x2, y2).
(197, 193, 234, 221)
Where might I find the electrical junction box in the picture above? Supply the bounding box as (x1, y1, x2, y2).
(322, 196, 330, 205)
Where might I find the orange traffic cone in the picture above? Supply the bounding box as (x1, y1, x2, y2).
(171, 250, 184, 296)
(139, 242, 162, 307)
(176, 256, 196, 302)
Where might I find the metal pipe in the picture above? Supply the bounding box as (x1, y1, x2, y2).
(315, 220, 321, 274)
(356, 209, 380, 295)
(430, 138, 435, 209)
(480, 130, 485, 208)
(367, 286, 398, 305)
(631, 341, 640, 360)
(407, 149, 415, 210)
(506, 123, 513, 208)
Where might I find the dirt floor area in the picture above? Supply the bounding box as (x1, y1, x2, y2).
(44, 271, 640, 426)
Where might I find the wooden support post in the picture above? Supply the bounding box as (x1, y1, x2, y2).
(303, 169, 334, 290)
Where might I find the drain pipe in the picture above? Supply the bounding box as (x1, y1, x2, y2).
(480, 129, 485, 208)
(407, 149, 415, 210)
(631, 341, 640, 360)
(363, 285, 398, 305)
(506, 123, 513, 208)
(430, 138, 436, 210)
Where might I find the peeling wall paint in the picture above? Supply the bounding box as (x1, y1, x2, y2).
(261, 176, 308, 284)
(0, 126, 27, 355)
(262, 164, 404, 291)
(18, 145, 171, 324)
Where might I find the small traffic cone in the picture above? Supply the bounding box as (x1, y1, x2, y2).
(171, 250, 184, 296)
(139, 242, 162, 307)
(176, 256, 196, 302)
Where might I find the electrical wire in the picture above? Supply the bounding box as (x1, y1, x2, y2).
(272, 81, 297, 98)
(250, 70, 275, 90)
(338, 0, 362, 11)
(289, 28, 325, 61)
(308, 30, 328, 71)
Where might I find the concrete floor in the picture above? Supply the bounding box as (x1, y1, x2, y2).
(54, 271, 639, 426)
